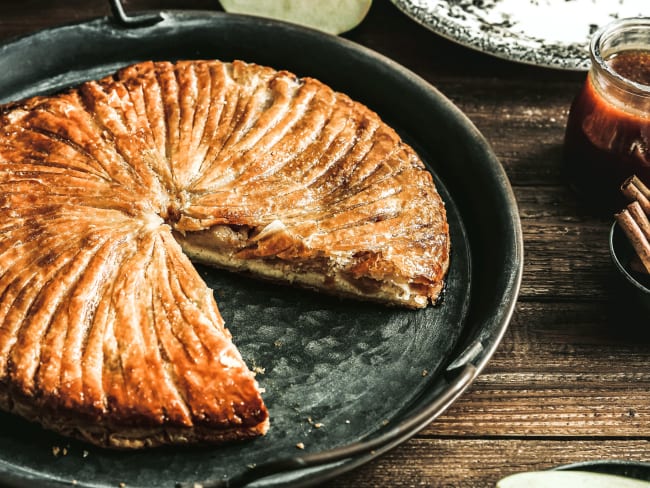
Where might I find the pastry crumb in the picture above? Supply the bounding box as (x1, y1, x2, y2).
(296, 442, 305, 449)
(52, 446, 60, 457)
(82, 450, 89, 458)
(253, 365, 266, 375)
(306, 416, 324, 429)
(422, 369, 429, 377)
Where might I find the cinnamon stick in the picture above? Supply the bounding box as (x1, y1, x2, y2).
(627, 201, 650, 240)
(616, 205, 650, 274)
(621, 175, 650, 216)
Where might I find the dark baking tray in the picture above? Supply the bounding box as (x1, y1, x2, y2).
(0, 6, 523, 487)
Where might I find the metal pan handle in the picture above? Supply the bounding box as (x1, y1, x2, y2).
(109, 0, 164, 27)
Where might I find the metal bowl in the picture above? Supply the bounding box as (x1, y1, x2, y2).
(609, 221, 650, 315)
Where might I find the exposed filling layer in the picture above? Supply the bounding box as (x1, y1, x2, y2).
(175, 224, 435, 308)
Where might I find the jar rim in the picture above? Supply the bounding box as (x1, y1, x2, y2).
(591, 17, 650, 96)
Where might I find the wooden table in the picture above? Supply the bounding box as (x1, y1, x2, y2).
(2, 1, 647, 486)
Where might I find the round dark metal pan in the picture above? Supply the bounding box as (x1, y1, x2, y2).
(0, 4, 523, 487)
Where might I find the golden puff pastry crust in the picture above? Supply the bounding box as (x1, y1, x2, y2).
(0, 60, 449, 448)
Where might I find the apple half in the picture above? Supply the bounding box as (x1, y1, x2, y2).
(219, 0, 373, 35)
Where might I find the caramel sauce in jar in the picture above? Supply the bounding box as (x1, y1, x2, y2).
(564, 19, 650, 211)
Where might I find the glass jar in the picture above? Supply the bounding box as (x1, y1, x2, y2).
(563, 17, 650, 211)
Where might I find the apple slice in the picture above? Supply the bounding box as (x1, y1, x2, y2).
(219, 0, 372, 35)
(497, 471, 650, 488)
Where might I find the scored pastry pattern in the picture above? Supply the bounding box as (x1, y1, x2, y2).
(0, 60, 449, 447)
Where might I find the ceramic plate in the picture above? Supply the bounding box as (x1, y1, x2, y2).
(390, 0, 648, 70)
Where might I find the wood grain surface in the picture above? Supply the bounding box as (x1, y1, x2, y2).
(2, 0, 648, 487)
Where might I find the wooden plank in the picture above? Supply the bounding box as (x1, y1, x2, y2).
(426, 73, 584, 186)
(495, 302, 647, 369)
(519, 224, 613, 300)
(335, 439, 650, 488)
(429, 380, 650, 437)
(512, 185, 617, 300)
(0, 0, 108, 39)
(419, 301, 650, 437)
(0, 0, 217, 40)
